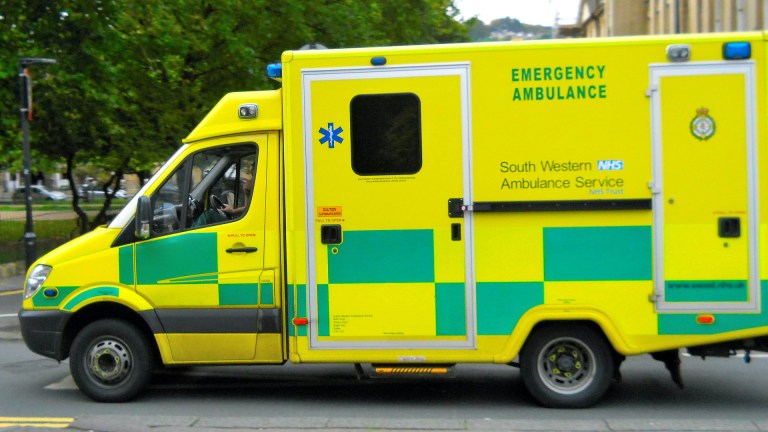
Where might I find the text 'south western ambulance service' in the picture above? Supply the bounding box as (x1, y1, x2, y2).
(18, 33, 768, 408)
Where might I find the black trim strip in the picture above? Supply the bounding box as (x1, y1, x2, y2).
(472, 199, 652, 213)
(155, 308, 281, 334)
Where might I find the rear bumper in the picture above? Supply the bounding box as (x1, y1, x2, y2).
(18, 310, 70, 361)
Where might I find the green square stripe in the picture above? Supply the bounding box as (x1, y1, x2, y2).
(477, 282, 543, 335)
(219, 284, 259, 305)
(118, 245, 134, 286)
(436, 283, 466, 336)
(318, 284, 330, 336)
(544, 226, 652, 281)
(260, 282, 274, 305)
(328, 230, 434, 284)
(136, 233, 218, 285)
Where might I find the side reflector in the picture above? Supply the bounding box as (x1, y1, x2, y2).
(43, 288, 58, 298)
(292, 317, 309, 326)
(696, 314, 716, 325)
(266, 63, 283, 79)
(723, 42, 751, 60)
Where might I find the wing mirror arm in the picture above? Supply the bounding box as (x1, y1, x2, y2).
(136, 196, 152, 240)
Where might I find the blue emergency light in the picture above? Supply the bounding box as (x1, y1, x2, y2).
(267, 63, 283, 79)
(723, 42, 751, 60)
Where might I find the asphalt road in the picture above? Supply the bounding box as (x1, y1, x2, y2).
(3, 282, 768, 431)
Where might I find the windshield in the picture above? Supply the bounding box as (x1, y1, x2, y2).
(108, 145, 189, 229)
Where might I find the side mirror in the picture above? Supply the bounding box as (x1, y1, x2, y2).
(136, 196, 152, 240)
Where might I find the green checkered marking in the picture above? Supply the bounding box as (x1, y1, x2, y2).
(328, 230, 434, 284)
(544, 226, 652, 281)
(63, 287, 119, 311)
(136, 233, 218, 285)
(477, 282, 543, 335)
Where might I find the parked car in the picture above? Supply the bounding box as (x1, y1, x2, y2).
(78, 185, 130, 201)
(12, 185, 67, 202)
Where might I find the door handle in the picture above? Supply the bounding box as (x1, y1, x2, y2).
(226, 247, 258, 253)
(718, 217, 741, 238)
(451, 223, 462, 241)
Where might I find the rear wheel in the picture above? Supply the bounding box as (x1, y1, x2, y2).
(70, 319, 153, 402)
(520, 324, 614, 408)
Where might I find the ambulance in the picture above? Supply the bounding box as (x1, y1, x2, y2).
(19, 31, 768, 408)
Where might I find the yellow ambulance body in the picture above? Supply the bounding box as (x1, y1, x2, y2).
(19, 32, 768, 408)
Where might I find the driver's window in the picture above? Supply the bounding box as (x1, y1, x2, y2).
(150, 143, 258, 236)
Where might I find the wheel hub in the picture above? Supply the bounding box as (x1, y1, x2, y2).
(538, 338, 595, 394)
(551, 348, 581, 377)
(87, 340, 131, 383)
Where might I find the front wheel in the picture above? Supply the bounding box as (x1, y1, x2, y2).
(519, 324, 614, 408)
(70, 319, 153, 402)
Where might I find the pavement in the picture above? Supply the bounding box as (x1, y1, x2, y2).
(4, 416, 768, 432)
(0, 273, 24, 293)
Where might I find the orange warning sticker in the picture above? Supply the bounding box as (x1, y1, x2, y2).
(318, 206, 342, 217)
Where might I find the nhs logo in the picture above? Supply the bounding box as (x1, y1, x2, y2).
(597, 160, 624, 171)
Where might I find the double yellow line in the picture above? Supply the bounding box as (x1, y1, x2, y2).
(0, 417, 73, 428)
(0, 290, 22, 297)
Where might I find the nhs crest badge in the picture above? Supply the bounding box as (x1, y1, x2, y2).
(690, 107, 716, 141)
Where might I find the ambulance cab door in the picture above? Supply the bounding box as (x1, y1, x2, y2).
(134, 134, 283, 362)
(650, 62, 760, 314)
(302, 64, 475, 349)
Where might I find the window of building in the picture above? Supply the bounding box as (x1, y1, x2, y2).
(350, 93, 422, 175)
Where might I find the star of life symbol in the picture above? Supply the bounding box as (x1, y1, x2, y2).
(319, 122, 344, 148)
(690, 107, 716, 141)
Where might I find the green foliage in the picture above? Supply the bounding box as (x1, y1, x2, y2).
(0, 0, 468, 232)
(0, 219, 79, 263)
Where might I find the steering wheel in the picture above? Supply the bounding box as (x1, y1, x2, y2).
(209, 194, 225, 216)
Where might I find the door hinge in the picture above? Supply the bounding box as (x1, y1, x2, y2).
(645, 86, 658, 97)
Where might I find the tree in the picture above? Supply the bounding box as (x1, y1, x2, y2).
(0, 0, 468, 233)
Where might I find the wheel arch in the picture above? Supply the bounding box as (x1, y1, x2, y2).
(61, 301, 161, 363)
(523, 320, 617, 356)
(498, 307, 632, 363)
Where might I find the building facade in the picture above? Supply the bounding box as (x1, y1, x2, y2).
(579, 0, 768, 36)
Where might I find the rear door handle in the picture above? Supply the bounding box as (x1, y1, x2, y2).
(226, 247, 258, 253)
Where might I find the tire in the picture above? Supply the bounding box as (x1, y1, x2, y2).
(69, 319, 153, 402)
(519, 324, 614, 408)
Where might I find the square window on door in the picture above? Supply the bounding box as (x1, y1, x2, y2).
(350, 93, 422, 175)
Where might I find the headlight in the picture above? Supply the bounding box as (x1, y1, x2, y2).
(24, 265, 52, 300)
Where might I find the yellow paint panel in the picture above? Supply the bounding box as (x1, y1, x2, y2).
(139, 284, 219, 307)
(327, 283, 436, 337)
(761, 224, 768, 276)
(661, 74, 748, 225)
(474, 225, 543, 282)
(167, 333, 256, 361)
(433, 225, 466, 283)
(309, 75, 463, 232)
(664, 224, 749, 280)
(544, 281, 657, 336)
(255, 333, 284, 362)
